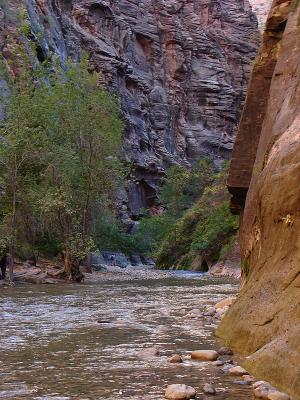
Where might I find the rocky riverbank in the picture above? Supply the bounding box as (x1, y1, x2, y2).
(158, 296, 292, 400)
(0, 260, 197, 286)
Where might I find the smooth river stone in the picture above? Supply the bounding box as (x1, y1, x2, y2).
(191, 350, 218, 361)
(229, 366, 249, 376)
(165, 384, 196, 400)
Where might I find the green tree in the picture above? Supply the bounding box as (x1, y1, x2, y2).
(0, 62, 47, 282)
(132, 158, 215, 255)
(160, 158, 214, 216)
(38, 57, 124, 279)
(0, 55, 124, 281)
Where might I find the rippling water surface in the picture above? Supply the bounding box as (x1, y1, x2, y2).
(0, 273, 252, 399)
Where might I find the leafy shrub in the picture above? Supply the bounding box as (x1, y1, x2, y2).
(191, 203, 238, 259)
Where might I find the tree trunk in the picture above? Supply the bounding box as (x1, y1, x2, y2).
(63, 249, 84, 282)
(8, 238, 14, 283)
(9, 171, 17, 284)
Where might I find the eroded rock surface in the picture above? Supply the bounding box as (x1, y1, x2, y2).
(218, 1, 300, 399)
(0, 0, 262, 219)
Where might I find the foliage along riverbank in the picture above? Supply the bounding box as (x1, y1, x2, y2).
(0, 50, 124, 282)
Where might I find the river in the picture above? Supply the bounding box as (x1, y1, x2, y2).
(0, 272, 252, 399)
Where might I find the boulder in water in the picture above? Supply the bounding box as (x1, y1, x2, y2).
(168, 354, 183, 364)
(203, 383, 216, 395)
(191, 350, 218, 361)
(218, 346, 233, 356)
(165, 384, 196, 400)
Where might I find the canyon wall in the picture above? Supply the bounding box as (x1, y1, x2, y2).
(218, 1, 300, 398)
(1, 0, 261, 222)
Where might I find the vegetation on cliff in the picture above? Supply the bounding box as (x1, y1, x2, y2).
(154, 164, 239, 270)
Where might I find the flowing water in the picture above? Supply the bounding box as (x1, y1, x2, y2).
(0, 272, 253, 400)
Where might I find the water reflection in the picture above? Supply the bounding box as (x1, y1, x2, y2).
(0, 274, 252, 399)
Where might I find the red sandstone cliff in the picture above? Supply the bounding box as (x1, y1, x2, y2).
(218, 1, 300, 398)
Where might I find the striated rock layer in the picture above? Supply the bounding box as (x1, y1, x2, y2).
(0, 0, 260, 219)
(218, 1, 300, 399)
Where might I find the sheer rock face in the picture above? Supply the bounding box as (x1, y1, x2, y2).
(218, 1, 300, 399)
(1, 0, 260, 218)
(24, 0, 260, 218)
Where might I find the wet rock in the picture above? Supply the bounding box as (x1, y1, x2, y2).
(212, 360, 225, 366)
(169, 354, 183, 364)
(204, 307, 216, 317)
(189, 309, 202, 315)
(137, 346, 160, 360)
(218, 347, 233, 356)
(203, 383, 216, 395)
(187, 309, 203, 318)
(228, 366, 248, 376)
(191, 350, 218, 362)
(165, 384, 196, 400)
(253, 382, 272, 399)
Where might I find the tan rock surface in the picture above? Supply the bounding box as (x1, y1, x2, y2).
(218, 1, 300, 399)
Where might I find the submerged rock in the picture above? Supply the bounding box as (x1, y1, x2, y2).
(203, 383, 216, 395)
(165, 384, 196, 400)
(204, 307, 216, 317)
(168, 354, 183, 364)
(212, 360, 225, 366)
(218, 346, 233, 356)
(137, 346, 160, 360)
